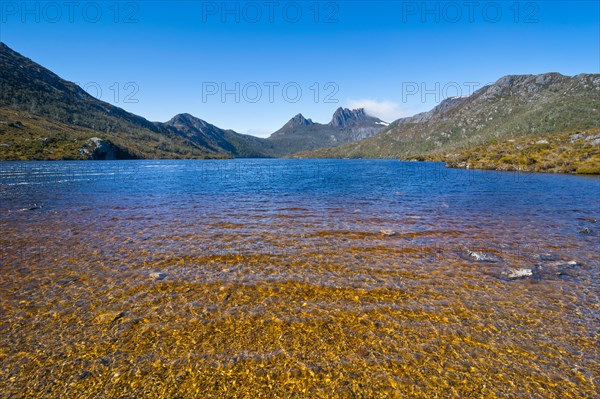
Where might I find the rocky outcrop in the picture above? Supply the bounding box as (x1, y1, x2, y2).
(78, 137, 137, 160)
(330, 108, 367, 128)
(78, 137, 115, 160)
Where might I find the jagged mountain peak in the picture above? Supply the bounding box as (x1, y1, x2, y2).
(288, 113, 314, 127)
(330, 108, 366, 127)
(329, 107, 385, 128)
(267, 107, 388, 154)
(270, 113, 314, 138)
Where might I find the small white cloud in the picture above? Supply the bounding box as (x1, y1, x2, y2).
(346, 99, 412, 122)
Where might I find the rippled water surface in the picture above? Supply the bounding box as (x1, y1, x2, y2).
(1, 160, 599, 398)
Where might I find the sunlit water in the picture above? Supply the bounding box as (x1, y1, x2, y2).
(1, 160, 599, 398)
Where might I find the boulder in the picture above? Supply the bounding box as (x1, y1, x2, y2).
(462, 250, 502, 263)
(380, 230, 397, 237)
(504, 268, 533, 279)
(79, 137, 117, 160)
(150, 272, 167, 281)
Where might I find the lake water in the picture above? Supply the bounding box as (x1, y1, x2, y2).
(1, 159, 599, 398)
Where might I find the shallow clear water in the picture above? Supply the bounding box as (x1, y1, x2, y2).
(1, 160, 599, 398)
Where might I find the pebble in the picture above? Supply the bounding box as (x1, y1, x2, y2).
(538, 260, 580, 277)
(78, 371, 92, 380)
(505, 268, 533, 279)
(18, 204, 42, 212)
(150, 272, 167, 281)
(380, 230, 397, 237)
(464, 250, 501, 263)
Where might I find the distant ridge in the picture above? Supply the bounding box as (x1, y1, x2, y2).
(163, 113, 271, 158)
(271, 114, 314, 137)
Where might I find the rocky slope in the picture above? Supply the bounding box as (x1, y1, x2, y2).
(0, 108, 143, 160)
(302, 73, 600, 162)
(432, 128, 600, 174)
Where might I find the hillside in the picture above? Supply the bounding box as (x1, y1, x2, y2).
(0, 43, 268, 160)
(431, 128, 600, 174)
(162, 113, 271, 158)
(302, 73, 600, 164)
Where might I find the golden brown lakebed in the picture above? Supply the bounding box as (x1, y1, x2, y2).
(1, 160, 598, 398)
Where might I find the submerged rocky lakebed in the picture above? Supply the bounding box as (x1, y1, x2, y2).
(1, 159, 598, 398)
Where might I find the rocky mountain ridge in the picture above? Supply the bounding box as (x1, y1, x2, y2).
(302, 72, 600, 161)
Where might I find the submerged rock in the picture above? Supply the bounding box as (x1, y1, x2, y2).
(504, 268, 533, 279)
(463, 250, 502, 263)
(380, 230, 397, 237)
(537, 253, 560, 262)
(150, 272, 167, 281)
(577, 217, 597, 224)
(537, 260, 580, 277)
(57, 276, 78, 285)
(18, 204, 42, 212)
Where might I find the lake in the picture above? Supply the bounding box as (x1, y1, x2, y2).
(1, 159, 599, 398)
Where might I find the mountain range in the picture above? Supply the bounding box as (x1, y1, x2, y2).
(0, 42, 385, 160)
(1, 41, 598, 173)
(266, 108, 387, 156)
(303, 73, 600, 160)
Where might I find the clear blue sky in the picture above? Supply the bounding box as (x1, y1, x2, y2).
(1, 1, 598, 137)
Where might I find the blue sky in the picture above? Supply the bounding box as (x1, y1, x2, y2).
(1, 1, 598, 137)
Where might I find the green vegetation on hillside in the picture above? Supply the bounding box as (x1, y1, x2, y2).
(0, 43, 246, 160)
(0, 109, 228, 160)
(429, 129, 600, 174)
